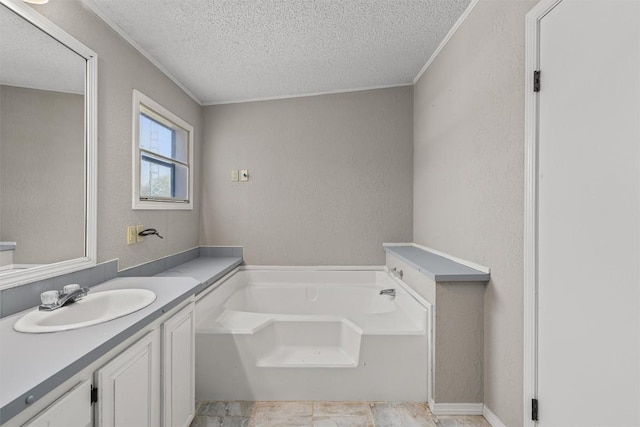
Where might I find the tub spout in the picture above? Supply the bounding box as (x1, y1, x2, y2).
(389, 267, 403, 280)
(379, 288, 396, 297)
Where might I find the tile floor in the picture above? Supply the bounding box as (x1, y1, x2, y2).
(190, 401, 491, 427)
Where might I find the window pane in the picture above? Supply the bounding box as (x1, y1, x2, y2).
(139, 113, 175, 159)
(173, 162, 189, 200)
(140, 155, 174, 199)
(139, 109, 188, 163)
(173, 127, 188, 163)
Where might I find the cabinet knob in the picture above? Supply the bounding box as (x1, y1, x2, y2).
(25, 394, 35, 405)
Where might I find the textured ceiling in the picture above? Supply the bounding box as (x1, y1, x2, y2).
(0, 4, 85, 94)
(85, 0, 471, 104)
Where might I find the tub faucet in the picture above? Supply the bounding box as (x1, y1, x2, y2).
(379, 288, 396, 298)
(39, 285, 89, 311)
(389, 267, 403, 280)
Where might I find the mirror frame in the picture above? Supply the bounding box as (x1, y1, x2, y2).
(0, 0, 97, 290)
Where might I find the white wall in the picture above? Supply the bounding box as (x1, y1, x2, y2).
(30, 0, 202, 270)
(200, 87, 414, 265)
(413, 0, 539, 425)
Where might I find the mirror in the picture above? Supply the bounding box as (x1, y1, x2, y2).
(0, 0, 97, 290)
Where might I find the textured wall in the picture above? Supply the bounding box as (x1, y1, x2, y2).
(201, 87, 413, 265)
(0, 86, 84, 264)
(434, 282, 484, 403)
(30, 0, 202, 270)
(413, 0, 539, 425)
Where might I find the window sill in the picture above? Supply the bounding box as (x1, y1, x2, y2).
(132, 199, 193, 211)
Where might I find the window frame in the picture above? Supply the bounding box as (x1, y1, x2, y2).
(132, 90, 194, 210)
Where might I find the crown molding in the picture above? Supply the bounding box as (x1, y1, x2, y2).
(202, 83, 413, 106)
(81, 0, 202, 105)
(413, 0, 480, 84)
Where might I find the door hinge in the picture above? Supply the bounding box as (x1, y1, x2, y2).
(532, 398, 539, 421)
(90, 386, 98, 404)
(533, 70, 541, 92)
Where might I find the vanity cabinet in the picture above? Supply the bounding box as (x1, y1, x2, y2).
(94, 302, 195, 427)
(161, 304, 195, 427)
(23, 381, 92, 427)
(95, 330, 161, 427)
(15, 300, 196, 427)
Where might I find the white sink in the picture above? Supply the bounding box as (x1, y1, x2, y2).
(14, 289, 157, 333)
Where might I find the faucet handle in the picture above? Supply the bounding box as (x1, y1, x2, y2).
(63, 284, 80, 295)
(40, 290, 60, 305)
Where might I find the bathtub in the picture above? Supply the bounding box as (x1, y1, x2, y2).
(195, 268, 430, 402)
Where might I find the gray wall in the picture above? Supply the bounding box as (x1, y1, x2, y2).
(31, 0, 202, 270)
(0, 86, 84, 264)
(201, 87, 413, 265)
(413, 0, 538, 425)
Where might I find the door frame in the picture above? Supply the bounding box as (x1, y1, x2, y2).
(523, 0, 563, 426)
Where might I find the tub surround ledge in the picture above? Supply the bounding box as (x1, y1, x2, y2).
(0, 242, 16, 252)
(385, 243, 488, 413)
(383, 244, 490, 282)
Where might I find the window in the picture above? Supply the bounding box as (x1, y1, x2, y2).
(132, 90, 193, 210)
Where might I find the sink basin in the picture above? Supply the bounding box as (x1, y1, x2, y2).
(14, 289, 156, 333)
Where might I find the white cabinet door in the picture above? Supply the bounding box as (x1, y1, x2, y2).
(95, 329, 161, 427)
(23, 381, 92, 427)
(162, 303, 195, 427)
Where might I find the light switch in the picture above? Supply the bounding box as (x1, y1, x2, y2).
(127, 226, 136, 245)
(231, 170, 239, 182)
(240, 170, 249, 182)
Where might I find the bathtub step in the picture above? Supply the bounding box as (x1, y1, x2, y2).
(257, 345, 358, 368)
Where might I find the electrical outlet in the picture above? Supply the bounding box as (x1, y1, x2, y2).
(136, 225, 145, 243)
(127, 226, 136, 245)
(231, 170, 239, 182)
(240, 169, 249, 182)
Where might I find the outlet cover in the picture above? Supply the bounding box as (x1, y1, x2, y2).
(136, 225, 145, 242)
(240, 169, 249, 182)
(231, 170, 239, 182)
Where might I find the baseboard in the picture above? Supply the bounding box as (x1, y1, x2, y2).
(429, 401, 484, 416)
(482, 404, 507, 427)
(427, 400, 506, 426)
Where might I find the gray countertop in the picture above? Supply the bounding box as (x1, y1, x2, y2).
(384, 245, 490, 282)
(0, 243, 16, 252)
(155, 256, 242, 293)
(0, 255, 242, 425)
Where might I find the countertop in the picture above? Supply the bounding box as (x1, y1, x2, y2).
(0, 255, 242, 425)
(384, 244, 490, 282)
(155, 256, 242, 293)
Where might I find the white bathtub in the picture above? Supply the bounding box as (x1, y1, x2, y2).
(195, 268, 429, 402)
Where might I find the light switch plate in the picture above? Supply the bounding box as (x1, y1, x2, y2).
(231, 170, 239, 182)
(240, 170, 249, 182)
(127, 226, 136, 245)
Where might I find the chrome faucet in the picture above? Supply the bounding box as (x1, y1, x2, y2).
(39, 285, 89, 311)
(379, 288, 396, 298)
(389, 267, 403, 280)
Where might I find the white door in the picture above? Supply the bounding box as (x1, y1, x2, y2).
(162, 303, 196, 427)
(95, 330, 161, 427)
(536, 0, 640, 425)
